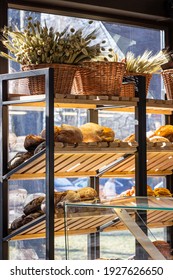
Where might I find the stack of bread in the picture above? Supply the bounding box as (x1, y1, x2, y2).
(153, 187, 172, 197)
(8, 123, 115, 171)
(123, 125, 173, 143)
(10, 187, 98, 230)
(119, 185, 172, 197)
(148, 125, 173, 142)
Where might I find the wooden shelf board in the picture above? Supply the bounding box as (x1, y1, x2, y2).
(8, 94, 137, 109)
(107, 147, 173, 176)
(8, 94, 173, 115)
(9, 208, 173, 241)
(8, 143, 173, 179)
(9, 142, 136, 180)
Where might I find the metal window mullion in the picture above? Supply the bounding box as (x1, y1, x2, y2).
(164, 114, 173, 250)
(45, 68, 54, 260)
(0, 78, 9, 260)
(135, 76, 148, 260)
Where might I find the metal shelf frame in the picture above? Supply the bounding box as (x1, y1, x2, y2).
(0, 68, 55, 260)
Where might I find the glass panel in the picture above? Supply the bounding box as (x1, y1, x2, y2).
(64, 204, 171, 260)
(65, 197, 173, 211)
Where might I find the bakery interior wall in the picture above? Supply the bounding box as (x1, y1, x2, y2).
(0, 0, 173, 260)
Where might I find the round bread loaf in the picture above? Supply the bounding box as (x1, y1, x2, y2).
(24, 134, 45, 151)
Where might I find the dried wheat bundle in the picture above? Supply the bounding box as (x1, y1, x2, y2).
(125, 50, 169, 74)
(0, 17, 101, 65)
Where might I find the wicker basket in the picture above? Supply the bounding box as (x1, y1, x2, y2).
(72, 61, 125, 95)
(124, 72, 152, 96)
(161, 69, 173, 100)
(22, 63, 78, 95)
(120, 82, 135, 97)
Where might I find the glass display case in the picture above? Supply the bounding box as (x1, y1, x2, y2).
(64, 197, 173, 260)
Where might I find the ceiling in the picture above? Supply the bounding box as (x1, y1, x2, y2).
(8, 0, 172, 22)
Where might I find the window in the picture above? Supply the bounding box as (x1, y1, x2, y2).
(7, 8, 166, 260)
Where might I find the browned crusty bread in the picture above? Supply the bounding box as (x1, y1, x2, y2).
(77, 187, 97, 200)
(123, 133, 135, 142)
(79, 122, 103, 142)
(154, 187, 172, 197)
(166, 134, 173, 142)
(123, 133, 149, 143)
(147, 185, 155, 196)
(101, 126, 115, 142)
(7, 151, 33, 171)
(149, 136, 170, 143)
(11, 211, 43, 230)
(54, 191, 67, 204)
(119, 185, 154, 197)
(23, 196, 45, 215)
(149, 125, 173, 138)
(56, 124, 83, 144)
(40, 124, 83, 144)
(11, 187, 98, 230)
(41, 191, 67, 213)
(41, 187, 98, 214)
(40, 126, 61, 140)
(79, 122, 114, 143)
(60, 190, 81, 202)
(152, 240, 171, 259)
(24, 134, 45, 151)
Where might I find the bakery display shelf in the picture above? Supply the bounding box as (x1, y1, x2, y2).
(5, 198, 173, 241)
(98, 210, 173, 232)
(6, 142, 137, 180)
(6, 142, 173, 180)
(146, 98, 173, 115)
(106, 142, 173, 177)
(8, 93, 138, 110)
(3, 149, 45, 180)
(7, 94, 173, 115)
(4, 214, 46, 241)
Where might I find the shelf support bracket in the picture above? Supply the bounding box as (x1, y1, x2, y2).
(114, 208, 166, 260)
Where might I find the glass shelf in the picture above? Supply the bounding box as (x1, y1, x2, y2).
(65, 196, 173, 211)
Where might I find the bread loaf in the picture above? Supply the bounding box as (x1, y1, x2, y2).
(11, 187, 98, 230)
(152, 240, 171, 259)
(123, 133, 149, 143)
(149, 136, 170, 143)
(8, 151, 33, 170)
(149, 125, 173, 138)
(100, 126, 115, 142)
(40, 124, 83, 145)
(11, 211, 43, 230)
(79, 122, 103, 142)
(41, 191, 67, 213)
(123, 133, 135, 142)
(24, 134, 45, 151)
(77, 187, 97, 200)
(40, 126, 61, 140)
(60, 190, 81, 202)
(56, 124, 83, 144)
(154, 187, 172, 197)
(119, 185, 154, 196)
(23, 196, 45, 215)
(79, 122, 114, 143)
